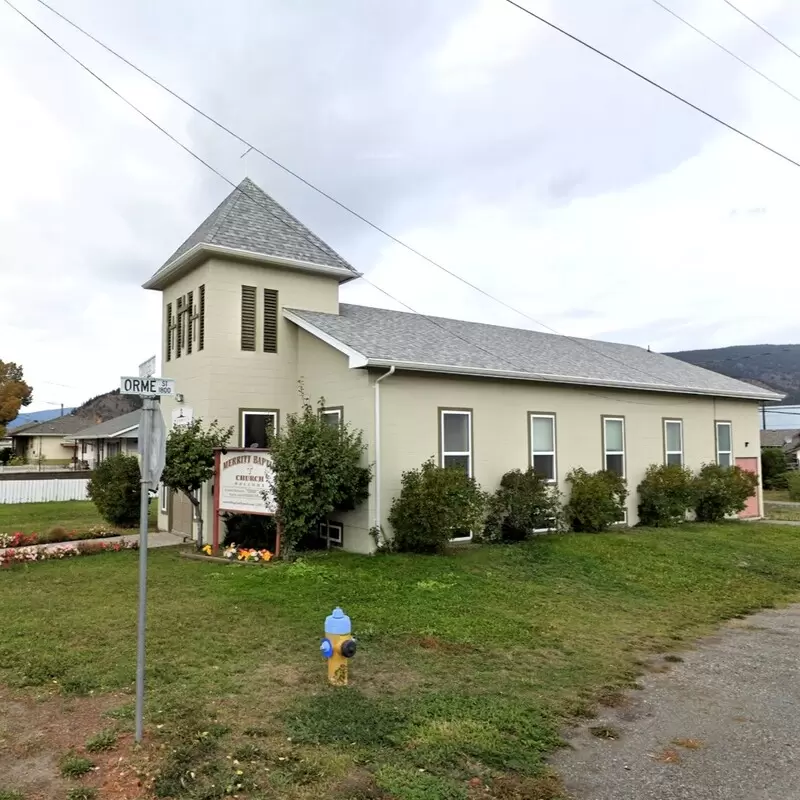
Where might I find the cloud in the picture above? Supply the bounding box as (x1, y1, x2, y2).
(1, 0, 798, 413)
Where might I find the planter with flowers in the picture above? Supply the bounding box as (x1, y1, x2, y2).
(0, 539, 139, 568)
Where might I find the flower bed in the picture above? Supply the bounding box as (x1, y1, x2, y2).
(0, 525, 121, 549)
(0, 539, 139, 568)
(201, 543, 273, 563)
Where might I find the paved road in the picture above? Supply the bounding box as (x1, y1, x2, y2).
(553, 605, 800, 800)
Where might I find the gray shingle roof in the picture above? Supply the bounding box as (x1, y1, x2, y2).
(287, 304, 781, 400)
(760, 429, 800, 448)
(71, 411, 141, 440)
(154, 177, 356, 275)
(11, 414, 96, 437)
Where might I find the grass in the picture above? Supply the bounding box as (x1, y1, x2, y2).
(764, 489, 791, 502)
(66, 789, 96, 800)
(0, 500, 157, 537)
(59, 752, 94, 778)
(84, 729, 117, 753)
(1, 522, 800, 798)
(0, 792, 24, 800)
(764, 502, 800, 521)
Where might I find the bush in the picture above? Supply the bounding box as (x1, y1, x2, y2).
(0, 447, 11, 465)
(222, 513, 277, 549)
(565, 468, 627, 532)
(389, 459, 487, 553)
(787, 472, 800, 502)
(692, 463, 758, 522)
(269, 388, 371, 558)
(482, 468, 562, 542)
(636, 463, 694, 527)
(761, 447, 791, 490)
(87, 454, 141, 527)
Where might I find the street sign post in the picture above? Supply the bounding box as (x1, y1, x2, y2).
(124, 369, 172, 743)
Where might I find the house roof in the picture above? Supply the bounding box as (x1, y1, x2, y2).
(143, 178, 358, 290)
(70, 411, 141, 441)
(11, 414, 95, 438)
(286, 303, 783, 401)
(760, 429, 800, 448)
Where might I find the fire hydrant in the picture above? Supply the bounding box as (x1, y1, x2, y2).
(320, 607, 357, 686)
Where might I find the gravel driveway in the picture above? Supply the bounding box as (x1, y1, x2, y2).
(553, 605, 800, 800)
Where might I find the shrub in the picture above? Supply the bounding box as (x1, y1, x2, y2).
(565, 468, 627, 532)
(389, 459, 488, 553)
(222, 513, 277, 549)
(787, 471, 800, 502)
(0, 447, 11, 465)
(692, 463, 758, 522)
(269, 388, 371, 558)
(87, 455, 141, 527)
(761, 447, 791, 489)
(482, 468, 562, 541)
(636, 463, 694, 527)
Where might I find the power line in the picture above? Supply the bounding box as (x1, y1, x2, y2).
(647, 0, 800, 105)
(500, 0, 800, 169)
(5, 0, 776, 408)
(7, 0, 687, 392)
(720, 0, 800, 62)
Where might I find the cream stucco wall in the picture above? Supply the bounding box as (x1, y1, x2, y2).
(377, 371, 763, 533)
(153, 256, 341, 541)
(17, 435, 74, 464)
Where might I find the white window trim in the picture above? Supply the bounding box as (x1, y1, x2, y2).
(529, 413, 557, 483)
(602, 416, 626, 478)
(319, 519, 343, 548)
(160, 484, 169, 513)
(716, 421, 733, 466)
(240, 410, 278, 448)
(440, 409, 473, 542)
(664, 419, 684, 465)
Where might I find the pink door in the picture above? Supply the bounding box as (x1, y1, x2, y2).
(736, 457, 760, 518)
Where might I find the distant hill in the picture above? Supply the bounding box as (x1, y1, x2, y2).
(9, 408, 76, 431)
(73, 389, 143, 422)
(668, 344, 800, 404)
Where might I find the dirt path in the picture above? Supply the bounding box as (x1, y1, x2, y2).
(553, 605, 800, 800)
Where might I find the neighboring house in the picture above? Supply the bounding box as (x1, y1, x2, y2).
(144, 177, 782, 552)
(760, 428, 800, 468)
(68, 411, 141, 468)
(10, 415, 94, 465)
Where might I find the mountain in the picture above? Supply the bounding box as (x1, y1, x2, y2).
(668, 344, 800, 404)
(73, 389, 143, 421)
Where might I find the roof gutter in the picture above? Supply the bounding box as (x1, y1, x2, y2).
(373, 366, 395, 550)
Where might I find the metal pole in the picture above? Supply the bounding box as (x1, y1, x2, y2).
(134, 397, 153, 743)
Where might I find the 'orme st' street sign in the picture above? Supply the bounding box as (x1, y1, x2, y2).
(120, 376, 176, 396)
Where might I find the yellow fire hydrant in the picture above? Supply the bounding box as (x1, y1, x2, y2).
(320, 607, 357, 686)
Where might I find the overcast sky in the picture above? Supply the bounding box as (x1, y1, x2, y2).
(2, 0, 799, 411)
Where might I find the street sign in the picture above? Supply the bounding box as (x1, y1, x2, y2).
(120, 376, 175, 396)
(139, 356, 156, 378)
(140, 405, 167, 491)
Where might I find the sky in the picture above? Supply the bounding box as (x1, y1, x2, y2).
(1, 0, 799, 411)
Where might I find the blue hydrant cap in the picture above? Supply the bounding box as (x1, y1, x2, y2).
(325, 607, 351, 635)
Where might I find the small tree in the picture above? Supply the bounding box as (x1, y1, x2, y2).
(761, 447, 790, 490)
(389, 459, 488, 553)
(268, 391, 371, 559)
(0, 447, 11, 466)
(482, 468, 562, 542)
(565, 468, 628, 532)
(87, 454, 141, 527)
(692, 463, 758, 522)
(787, 472, 800, 501)
(637, 463, 694, 527)
(0, 360, 33, 439)
(161, 419, 233, 548)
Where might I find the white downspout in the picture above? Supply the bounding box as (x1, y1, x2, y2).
(373, 366, 396, 546)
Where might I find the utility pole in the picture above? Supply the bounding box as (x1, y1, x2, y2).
(761, 404, 767, 430)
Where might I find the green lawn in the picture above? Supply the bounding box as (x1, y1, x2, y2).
(1, 523, 800, 799)
(764, 502, 800, 522)
(0, 500, 157, 537)
(764, 489, 792, 502)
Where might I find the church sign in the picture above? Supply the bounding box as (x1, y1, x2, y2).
(216, 448, 277, 516)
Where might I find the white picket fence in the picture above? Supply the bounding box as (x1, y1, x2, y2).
(0, 476, 90, 504)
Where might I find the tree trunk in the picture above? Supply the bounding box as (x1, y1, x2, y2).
(185, 490, 203, 549)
